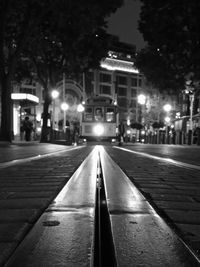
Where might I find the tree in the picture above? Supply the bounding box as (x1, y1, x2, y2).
(0, 0, 53, 141)
(138, 0, 200, 91)
(135, 46, 185, 91)
(0, 0, 124, 142)
(26, 1, 123, 142)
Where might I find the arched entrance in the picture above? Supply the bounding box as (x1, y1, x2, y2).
(53, 79, 84, 143)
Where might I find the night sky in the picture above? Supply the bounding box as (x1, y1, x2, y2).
(107, 0, 146, 51)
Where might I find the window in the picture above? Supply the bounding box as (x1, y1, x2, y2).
(84, 107, 93, 121)
(131, 89, 137, 98)
(130, 100, 136, 108)
(100, 73, 111, 83)
(106, 107, 115, 122)
(94, 107, 104, 121)
(117, 98, 128, 108)
(84, 125, 92, 133)
(138, 79, 142, 87)
(118, 87, 127, 96)
(117, 76, 127, 85)
(100, 85, 111, 95)
(20, 87, 36, 95)
(131, 78, 137, 87)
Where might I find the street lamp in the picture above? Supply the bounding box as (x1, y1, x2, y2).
(52, 90, 59, 99)
(137, 94, 146, 143)
(163, 104, 172, 144)
(51, 90, 59, 132)
(164, 116, 171, 124)
(137, 94, 146, 105)
(77, 103, 85, 141)
(163, 104, 172, 113)
(61, 102, 69, 133)
(137, 94, 146, 122)
(77, 103, 85, 113)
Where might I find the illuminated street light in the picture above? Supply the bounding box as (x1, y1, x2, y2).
(77, 103, 85, 113)
(163, 104, 172, 113)
(127, 118, 130, 126)
(51, 90, 59, 132)
(61, 102, 69, 111)
(164, 116, 171, 124)
(51, 90, 59, 99)
(163, 104, 172, 144)
(61, 102, 69, 133)
(137, 94, 146, 105)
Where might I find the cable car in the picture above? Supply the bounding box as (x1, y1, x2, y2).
(80, 95, 118, 142)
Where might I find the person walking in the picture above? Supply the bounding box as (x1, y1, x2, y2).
(23, 116, 33, 141)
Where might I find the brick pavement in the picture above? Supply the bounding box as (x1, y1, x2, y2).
(0, 145, 93, 266)
(106, 146, 200, 260)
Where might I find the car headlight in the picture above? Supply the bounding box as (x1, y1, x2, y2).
(93, 124, 104, 136)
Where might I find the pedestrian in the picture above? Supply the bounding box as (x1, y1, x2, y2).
(72, 125, 79, 146)
(23, 116, 33, 141)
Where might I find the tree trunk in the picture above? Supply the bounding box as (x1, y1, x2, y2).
(0, 75, 12, 142)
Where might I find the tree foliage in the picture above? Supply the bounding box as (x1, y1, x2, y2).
(0, 0, 124, 141)
(137, 0, 200, 91)
(135, 46, 185, 91)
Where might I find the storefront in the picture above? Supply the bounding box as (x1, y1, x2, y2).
(11, 93, 39, 141)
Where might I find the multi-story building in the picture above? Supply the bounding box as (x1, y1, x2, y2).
(84, 42, 144, 126)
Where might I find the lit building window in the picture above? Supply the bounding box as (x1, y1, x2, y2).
(84, 107, 93, 121)
(106, 107, 115, 122)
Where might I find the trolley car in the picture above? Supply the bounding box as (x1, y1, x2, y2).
(80, 95, 118, 142)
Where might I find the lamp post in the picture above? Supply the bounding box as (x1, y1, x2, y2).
(137, 94, 146, 142)
(137, 94, 146, 122)
(51, 90, 59, 130)
(185, 80, 195, 145)
(163, 104, 172, 144)
(61, 102, 69, 133)
(76, 103, 85, 144)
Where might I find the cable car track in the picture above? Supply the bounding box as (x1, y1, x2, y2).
(5, 146, 200, 266)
